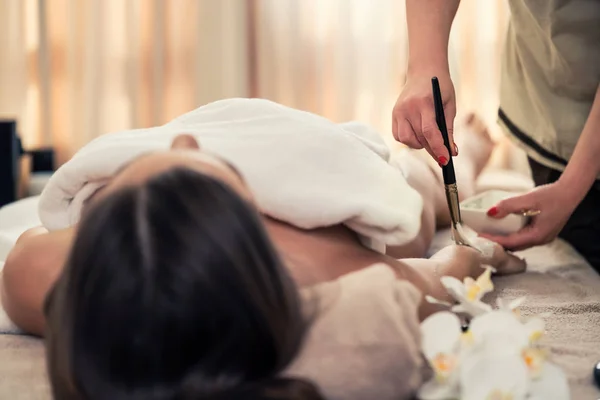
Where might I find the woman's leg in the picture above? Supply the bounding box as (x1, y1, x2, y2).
(386, 114, 496, 259)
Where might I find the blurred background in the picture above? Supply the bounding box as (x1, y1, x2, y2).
(0, 0, 523, 169)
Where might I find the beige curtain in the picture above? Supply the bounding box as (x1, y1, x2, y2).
(0, 0, 250, 165)
(0, 0, 511, 166)
(252, 0, 511, 150)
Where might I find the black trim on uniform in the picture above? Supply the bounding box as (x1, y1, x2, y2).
(498, 108, 568, 166)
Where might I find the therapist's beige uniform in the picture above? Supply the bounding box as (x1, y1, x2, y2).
(497, 0, 600, 271)
(499, 0, 600, 171)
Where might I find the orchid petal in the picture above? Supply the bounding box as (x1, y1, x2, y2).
(474, 267, 494, 297)
(527, 362, 571, 400)
(417, 376, 460, 400)
(521, 347, 547, 378)
(451, 304, 467, 314)
(496, 298, 506, 309)
(464, 276, 476, 287)
(463, 277, 484, 302)
(469, 310, 528, 348)
(497, 297, 526, 316)
(469, 309, 522, 332)
(421, 312, 462, 362)
(524, 317, 545, 344)
(475, 333, 526, 359)
(459, 352, 529, 400)
(508, 297, 526, 310)
(497, 296, 523, 309)
(425, 295, 453, 308)
(452, 301, 492, 318)
(440, 276, 466, 301)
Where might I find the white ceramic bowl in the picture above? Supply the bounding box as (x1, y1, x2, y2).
(460, 190, 527, 236)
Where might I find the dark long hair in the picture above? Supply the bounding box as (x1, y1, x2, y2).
(44, 167, 323, 400)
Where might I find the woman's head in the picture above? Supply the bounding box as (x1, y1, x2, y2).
(45, 136, 323, 399)
(92, 133, 253, 206)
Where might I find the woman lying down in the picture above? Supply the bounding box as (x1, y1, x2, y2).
(1, 98, 524, 399)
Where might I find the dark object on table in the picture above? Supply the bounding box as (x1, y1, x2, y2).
(30, 148, 54, 174)
(0, 121, 21, 207)
(28, 148, 55, 195)
(594, 360, 600, 388)
(0, 120, 55, 207)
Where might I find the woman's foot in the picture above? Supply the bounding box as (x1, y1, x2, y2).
(431, 239, 526, 277)
(471, 236, 526, 275)
(457, 113, 497, 176)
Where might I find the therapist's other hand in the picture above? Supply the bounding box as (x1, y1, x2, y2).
(392, 72, 457, 165)
(481, 182, 578, 251)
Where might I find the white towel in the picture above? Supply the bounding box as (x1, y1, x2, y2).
(39, 98, 423, 247)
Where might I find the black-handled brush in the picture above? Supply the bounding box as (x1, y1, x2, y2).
(432, 77, 456, 186)
(431, 77, 473, 247)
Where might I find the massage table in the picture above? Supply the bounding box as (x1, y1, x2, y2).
(0, 191, 599, 399)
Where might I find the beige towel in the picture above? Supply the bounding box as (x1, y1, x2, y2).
(0, 335, 49, 399)
(286, 264, 424, 400)
(0, 264, 425, 400)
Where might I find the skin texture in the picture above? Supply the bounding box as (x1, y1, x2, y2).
(1, 123, 525, 336)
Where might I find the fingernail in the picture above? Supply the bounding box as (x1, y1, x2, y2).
(454, 143, 459, 156)
(487, 206, 498, 217)
(438, 156, 448, 166)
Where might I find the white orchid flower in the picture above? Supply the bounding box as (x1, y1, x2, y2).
(418, 312, 463, 399)
(467, 309, 558, 389)
(438, 267, 495, 317)
(418, 267, 569, 400)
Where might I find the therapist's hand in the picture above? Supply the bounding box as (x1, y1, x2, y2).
(481, 181, 579, 251)
(392, 72, 457, 165)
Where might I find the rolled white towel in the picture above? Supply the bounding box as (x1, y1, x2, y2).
(39, 98, 424, 248)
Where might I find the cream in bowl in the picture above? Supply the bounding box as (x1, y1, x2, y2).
(460, 190, 527, 236)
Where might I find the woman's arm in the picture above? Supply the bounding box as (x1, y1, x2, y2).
(405, 0, 460, 75)
(389, 242, 524, 320)
(389, 246, 479, 320)
(557, 84, 600, 201)
(1, 227, 74, 335)
(392, 0, 461, 161)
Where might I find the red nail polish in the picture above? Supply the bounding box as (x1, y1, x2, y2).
(487, 206, 498, 217)
(438, 156, 448, 165)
